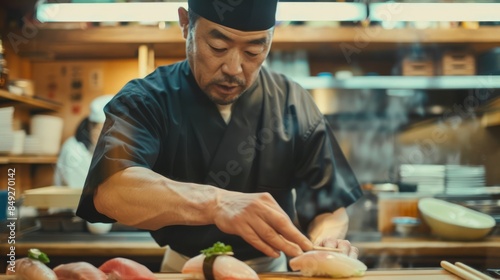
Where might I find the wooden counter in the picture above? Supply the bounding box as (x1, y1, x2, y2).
(260, 271, 460, 280)
(356, 236, 500, 270)
(0, 270, 461, 279)
(4, 235, 499, 258)
(5, 240, 165, 257)
(1, 234, 499, 272)
(358, 236, 500, 257)
(0, 233, 165, 272)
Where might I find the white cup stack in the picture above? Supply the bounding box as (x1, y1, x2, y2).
(0, 107, 14, 154)
(30, 115, 64, 155)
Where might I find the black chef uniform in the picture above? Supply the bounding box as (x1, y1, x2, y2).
(76, 60, 362, 260)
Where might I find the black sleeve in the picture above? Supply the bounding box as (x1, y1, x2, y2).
(293, 116, 362, 231)
(76, 90, 164, 223)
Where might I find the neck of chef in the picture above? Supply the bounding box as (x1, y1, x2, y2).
(216, 103, 233, 124)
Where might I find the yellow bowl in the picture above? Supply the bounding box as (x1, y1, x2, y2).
(418, 198, 496, 241)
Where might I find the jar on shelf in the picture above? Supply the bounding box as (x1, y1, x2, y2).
(0, 39, 8, 90)
(0, 60, 8, 90)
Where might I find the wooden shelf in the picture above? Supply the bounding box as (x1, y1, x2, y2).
(295, 75, 500, 90)
(19, 25, 500, 44)
(22, 186, 81, 208)
(0, 90, 61, 191)
(10, 25, 500, 59)
(0, 90, 62, 112)
(274, 25, 500, 44)
(0, 155, 58, 164)
(358, 236, 500, 258)
(22, 25, 500, 44)
(481, 96, 500, 127)
(482, 110, 500, 127)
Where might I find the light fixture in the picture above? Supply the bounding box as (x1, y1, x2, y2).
(276, 2, 367, 22)
(35, 1, 367, 23)
(370, 2, 500, 22)
(36, 2, 188, 23)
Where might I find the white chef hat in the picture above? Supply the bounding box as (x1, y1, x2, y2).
(89, 95, 114, 123)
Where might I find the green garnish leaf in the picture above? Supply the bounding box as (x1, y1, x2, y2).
(200, 242, 233, 257)
(28, 248, 50, 264)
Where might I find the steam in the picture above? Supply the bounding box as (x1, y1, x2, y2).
(324, 89, 427, 183)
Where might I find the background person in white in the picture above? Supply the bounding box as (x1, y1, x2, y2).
(54, 95, 114, 188)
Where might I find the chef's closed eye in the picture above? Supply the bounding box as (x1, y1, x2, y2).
(209, 44, 226, 53)
(245, 47, 264, 57)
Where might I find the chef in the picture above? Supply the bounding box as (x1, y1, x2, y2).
(54, 95, 113, 188)
(76, 0, 363, 272)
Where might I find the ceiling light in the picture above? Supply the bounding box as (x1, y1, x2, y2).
(276, 2, 367, 22)
(36, 1, 367, 23)
(36, 2, 188, 22)
(370, 2, 500, 22)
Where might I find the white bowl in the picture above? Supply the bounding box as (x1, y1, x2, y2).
(392, 216, 421, 236)
(418, 198, 496, 241)
(86, 222, 112, 235)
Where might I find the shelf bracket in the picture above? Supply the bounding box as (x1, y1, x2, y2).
(138, 44, 155, 78)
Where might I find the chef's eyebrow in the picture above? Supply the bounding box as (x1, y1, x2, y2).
(208, 29, 269, 46)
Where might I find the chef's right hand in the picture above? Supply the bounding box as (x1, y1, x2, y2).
(211, 190, 313, 258)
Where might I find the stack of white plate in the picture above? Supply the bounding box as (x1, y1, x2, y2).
(0, 132, 14, 153)
(23, 135, 43, 155)
(445, 165, 486, 195)
(30, 115, 63, 155)
(0, 107, 15, 154)
(10, 130, 26, 155)
(399, 164, 446, 194)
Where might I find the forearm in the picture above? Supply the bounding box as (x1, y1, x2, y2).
(93, 166, 219, 230)
(307, 207, 349, 243)
(94, 166, 314, 258)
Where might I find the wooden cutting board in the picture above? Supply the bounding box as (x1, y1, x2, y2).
(22, 186, 82, 209)
(259, 270, 460, 280)
(0, 270, 460, 279)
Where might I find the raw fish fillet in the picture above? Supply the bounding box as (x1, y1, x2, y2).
(182, 254, 259, 280)
(289, 251, 367, 278)
(6, 257, 57, 280)
(99, 257, 156, 280)
(54, 262, 107, 280)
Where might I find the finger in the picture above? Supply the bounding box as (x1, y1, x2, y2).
(237, 222, 282, 258)
(349, 246, 359, 259)
(276, 224, 313, 253)
(320, 237, 338, 248)
(263, 208, 313, 252)
(250, 217, 303, 257)
(278, 235, 304, 257)
(337, 239, 352, 255)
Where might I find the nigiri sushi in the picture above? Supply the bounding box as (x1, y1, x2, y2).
(289, 251, 367, 278)
(6, 257, 57, 280)
(99, 257, 156, 280)
(182, 242, 258, 280)
(182, 254, 259, 280)
(54, 262, 107, 280)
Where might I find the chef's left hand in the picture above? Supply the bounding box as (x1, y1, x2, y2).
(314, 238, 359, 259)
(307, 207, 359, 259)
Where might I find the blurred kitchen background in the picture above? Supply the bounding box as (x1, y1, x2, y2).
(0, 0, 499, 272)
